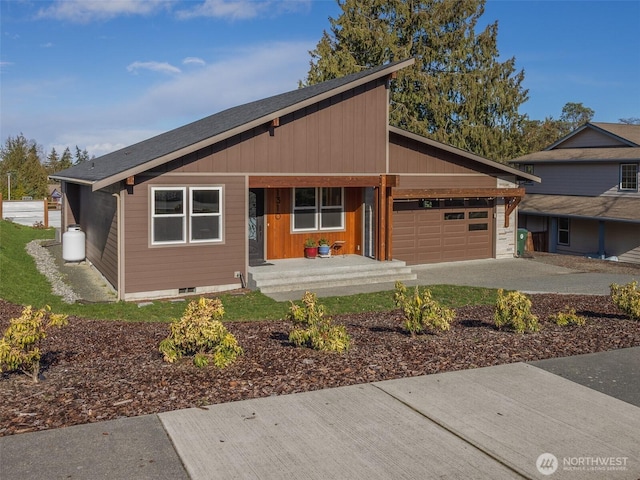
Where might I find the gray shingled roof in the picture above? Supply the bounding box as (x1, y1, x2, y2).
(511, 122, 640, 164)
(591, 122, 640, 146)
(511, 147, 640, 164)
(51, 60, 412, 188)
(519, 194, 640, 223)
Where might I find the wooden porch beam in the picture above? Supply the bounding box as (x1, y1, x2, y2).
(249, 175, 397, 188)
(394, 187, 525, 199)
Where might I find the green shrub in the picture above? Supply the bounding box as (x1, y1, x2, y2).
(288, 291, 351, 352)
(393, 281, 454, 336)
(0, 305, 68, 382)
(159, 297, 243, 368)
(550, 307, 586, 327)
(610, 281, 640, 321)
(494, 289, 539, 333)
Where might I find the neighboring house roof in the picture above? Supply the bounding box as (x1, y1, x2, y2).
(519, 194, 640, 224)
(389, 126, 540, 183)
(544, 122, 640, 151)
(590, 122, 640, 145)
(51, 59, 415, 191)
(510, 122, 640, 164)
(509, 147, 640, 164)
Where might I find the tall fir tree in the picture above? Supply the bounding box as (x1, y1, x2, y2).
(59, 147, 73, 170)
(303, 0, 528, 161)
(46, 147, 60, 175)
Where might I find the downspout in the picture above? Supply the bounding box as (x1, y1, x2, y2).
(112, 192, 123, 301)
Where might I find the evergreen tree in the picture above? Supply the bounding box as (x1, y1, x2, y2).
(303, 0, 528, 161)
(0, 134, 47, 200)
(59, 147, 73, 170)
(46, 147, 60, 175)
(74, 145, 90, 165)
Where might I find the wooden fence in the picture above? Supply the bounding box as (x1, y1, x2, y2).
(0, 197, 61, 228)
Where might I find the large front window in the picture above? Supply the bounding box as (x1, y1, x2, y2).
(620, 164, 638, 191)
(292, 187, 344, 232)
(152, 186, 223, 245)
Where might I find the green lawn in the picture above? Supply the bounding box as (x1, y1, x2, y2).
(0, 220, 498, 322)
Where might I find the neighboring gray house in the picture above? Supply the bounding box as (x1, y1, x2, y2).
(511, 122, 640, 264)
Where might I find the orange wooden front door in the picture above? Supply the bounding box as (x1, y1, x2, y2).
(265, 188, 363, 259)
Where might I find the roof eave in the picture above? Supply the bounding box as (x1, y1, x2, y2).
(389, 126, 541, 183)
(48, 175, 96, 187)
(90, 59, 416, 191)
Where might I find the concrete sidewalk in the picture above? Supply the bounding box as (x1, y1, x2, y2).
(2, 349, 639, 479)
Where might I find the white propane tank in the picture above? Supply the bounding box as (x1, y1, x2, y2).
(62, 224, 86, 262)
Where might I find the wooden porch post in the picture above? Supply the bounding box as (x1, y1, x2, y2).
(43, 198, 49, 228)
(386, 184, 394, 260)
(377, 175, 387, 261)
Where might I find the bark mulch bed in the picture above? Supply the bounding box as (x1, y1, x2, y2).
(1, 294, 639, 437)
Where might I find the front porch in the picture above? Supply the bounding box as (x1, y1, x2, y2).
(248, 254, 416, 300)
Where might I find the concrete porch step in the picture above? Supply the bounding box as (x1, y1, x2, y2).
(249, 258, 417, 294)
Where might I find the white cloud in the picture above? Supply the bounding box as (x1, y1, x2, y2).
(183, 57, 206, 66)
(176, 0, 311, 21)
(117, 41, 314, 124)
(41, 42, 54, 48)
(127, 61, 182, 75)
(176, 0, 263, 20)
(3, 41, 314, 158)
(37, 0, 172, 23)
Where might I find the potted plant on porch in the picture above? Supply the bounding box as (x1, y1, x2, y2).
(317, 238, 331, 256)
(304, 238, 318, 259)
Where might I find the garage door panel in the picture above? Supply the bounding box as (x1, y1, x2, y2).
(393, 202, 494, 265)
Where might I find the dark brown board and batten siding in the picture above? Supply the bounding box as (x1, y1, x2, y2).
(160, 80, 389, 176)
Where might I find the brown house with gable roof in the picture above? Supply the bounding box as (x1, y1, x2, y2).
(51, 59, 538, 301)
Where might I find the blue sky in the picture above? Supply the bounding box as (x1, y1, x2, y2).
(1, 0, 639, 159)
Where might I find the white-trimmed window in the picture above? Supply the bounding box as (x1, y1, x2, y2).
(190, 187, 222, 242)
(620, 163, 638, 191)
(152, 186, 223, 245)
(558, 217, 570, 246)
(152, 187, 186, 245)
(292, 187, 344, 232)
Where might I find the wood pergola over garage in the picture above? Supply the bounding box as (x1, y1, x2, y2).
(388, 127, 533, 265)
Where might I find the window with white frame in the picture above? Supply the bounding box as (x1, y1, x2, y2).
(152, 187, 186, 244)
(292, 187, 344, 232)
(190, 187, 222, 242)
(151, 186, 222, 245)
(558, 217, 570, 246)
(620, 163, 638, 191)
